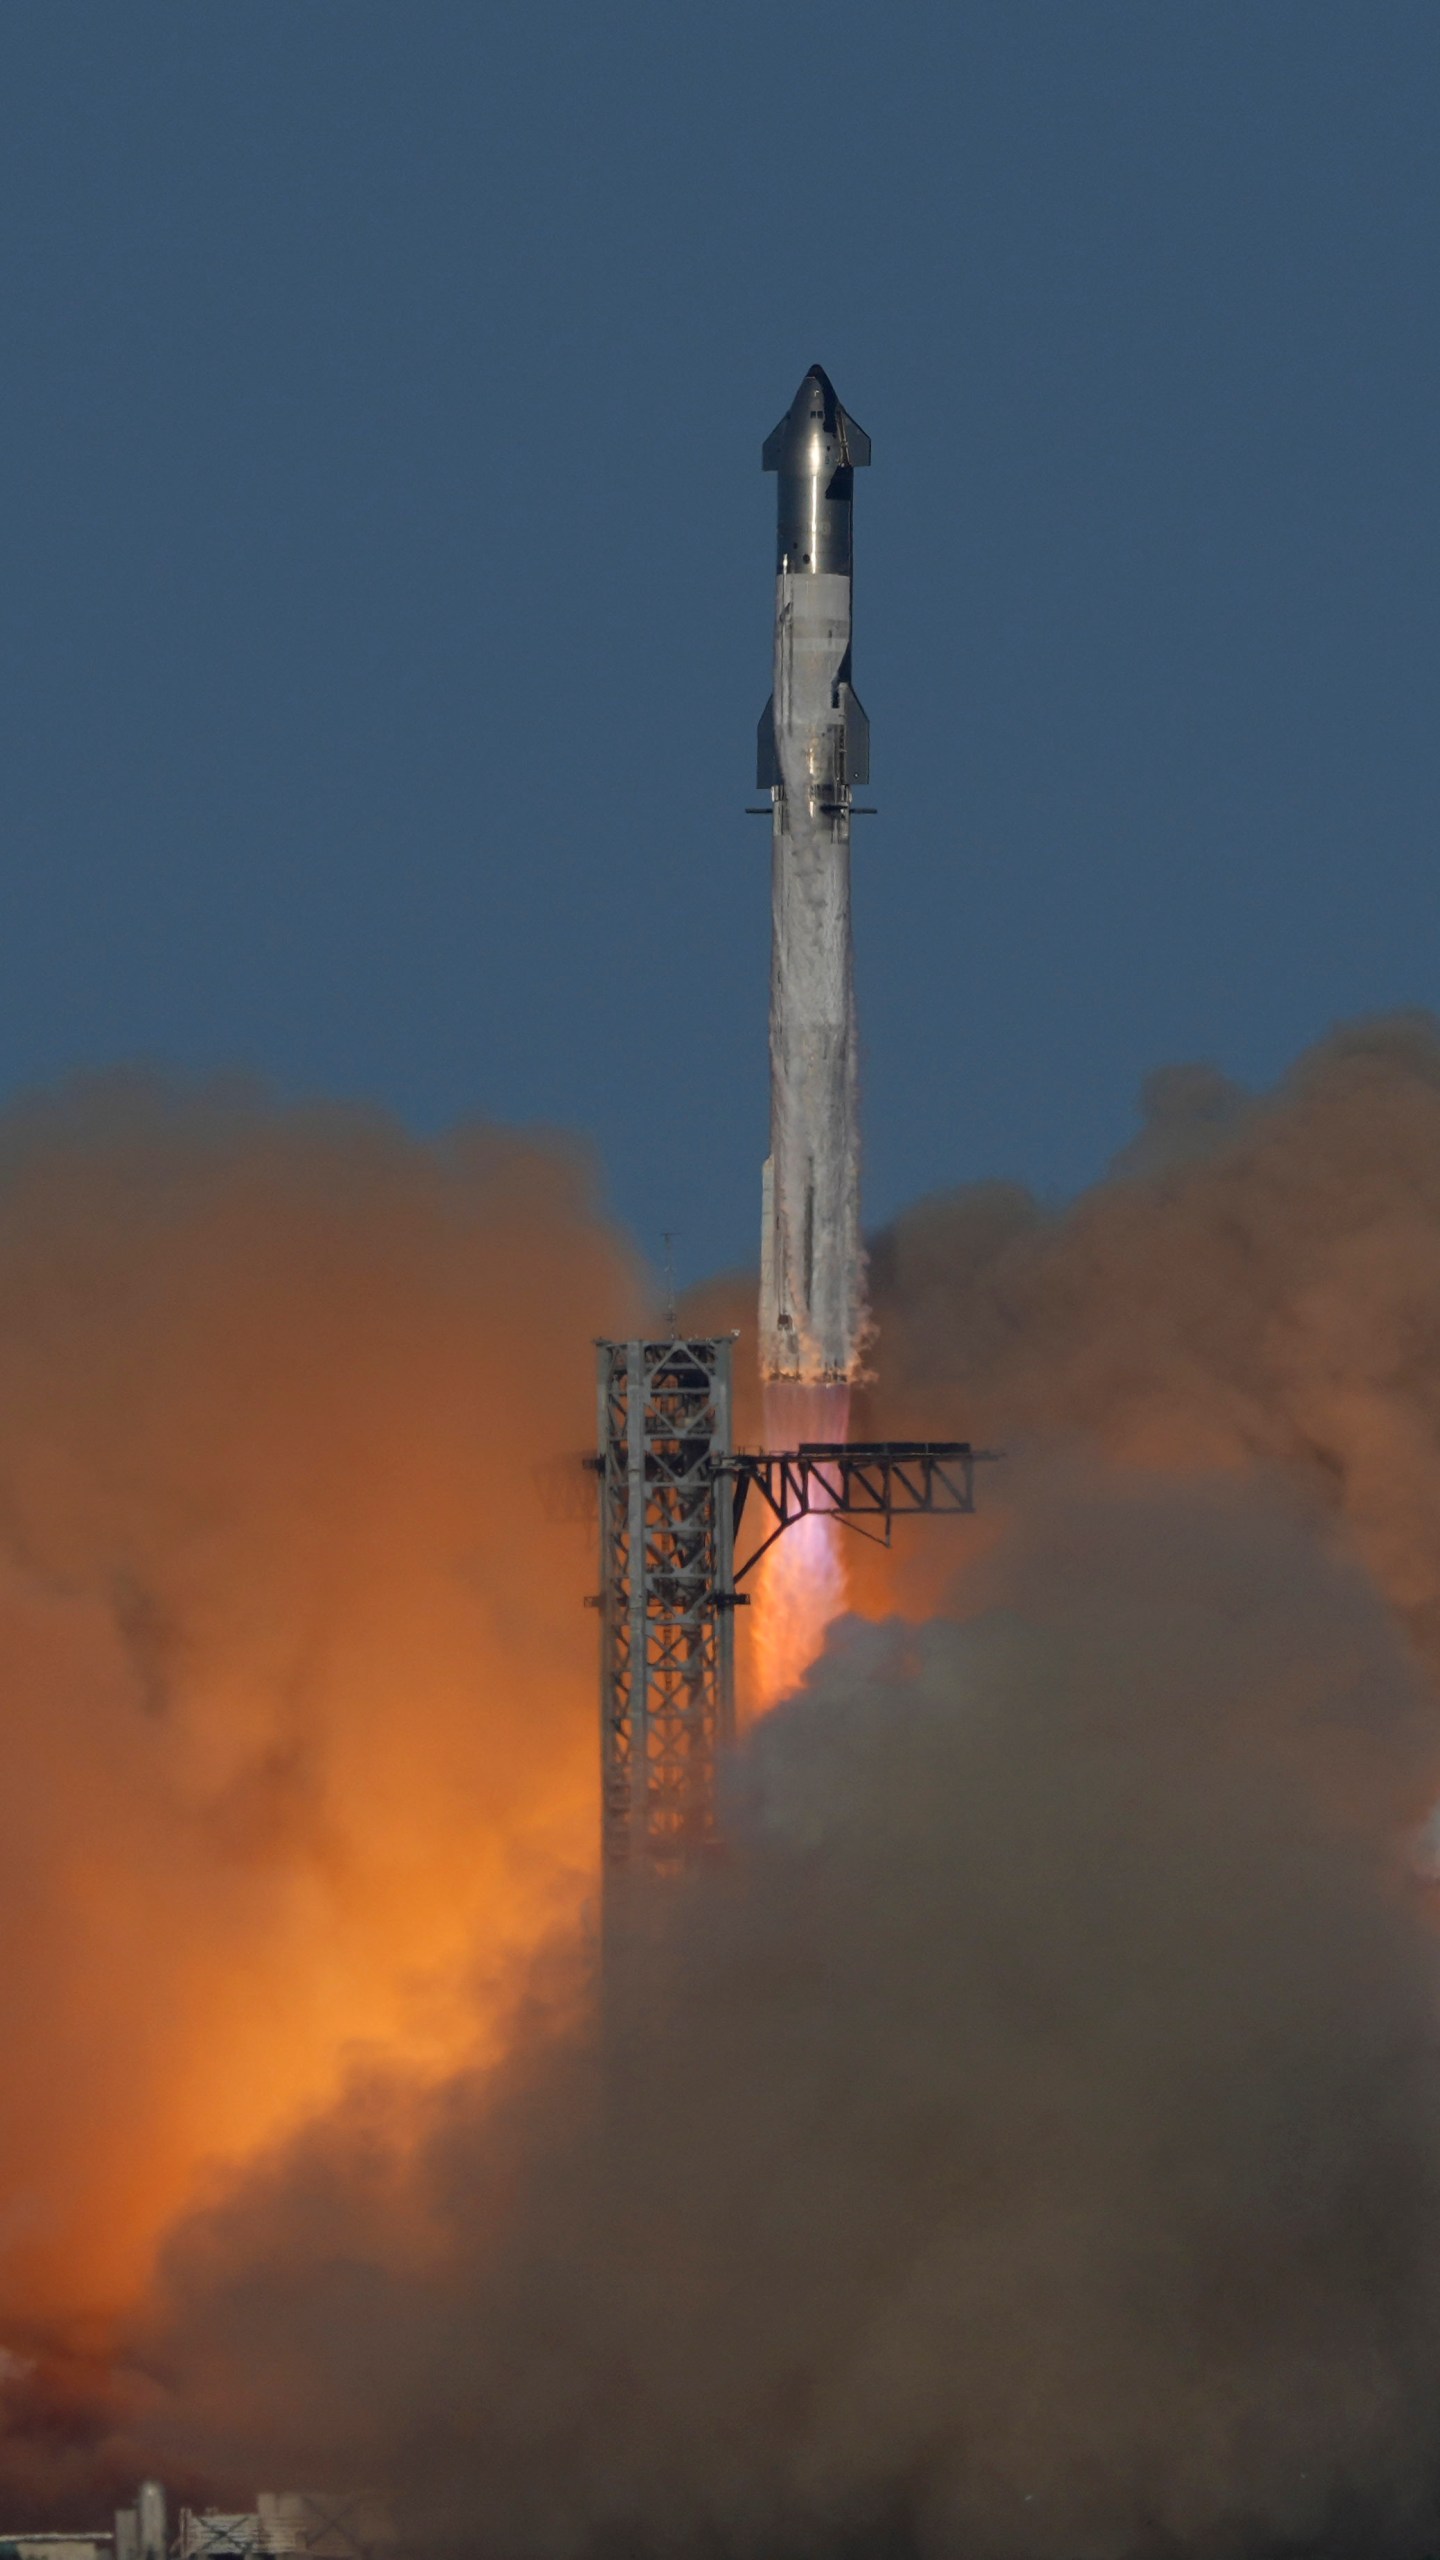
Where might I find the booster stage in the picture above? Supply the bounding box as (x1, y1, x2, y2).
(757, 364, 870, 1389)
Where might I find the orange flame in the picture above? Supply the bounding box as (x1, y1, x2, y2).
(750, 1381, 851, 1713)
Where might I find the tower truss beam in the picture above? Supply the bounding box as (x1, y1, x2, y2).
(596, 1337, 735, 1885)
(725, 1440, 990, 1578)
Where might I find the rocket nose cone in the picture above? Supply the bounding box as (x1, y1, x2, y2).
(794, 366, 837, 426)
(764, 367, 839, 474)
(762, 366, 870, 474)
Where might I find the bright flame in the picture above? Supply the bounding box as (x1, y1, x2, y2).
(752, 1508, 847, 1710)
(751, 1380, 850, 1711)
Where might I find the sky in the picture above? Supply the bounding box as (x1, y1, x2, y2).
(0, 2, 1436, 1288)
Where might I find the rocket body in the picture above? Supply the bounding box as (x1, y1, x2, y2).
(757, 367, 869, 1385)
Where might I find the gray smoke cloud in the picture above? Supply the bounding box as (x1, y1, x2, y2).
(19, 1018, 1440, 2556)
(133, 1458, 1440, 2559)
(853, 1012, 1440, 1666)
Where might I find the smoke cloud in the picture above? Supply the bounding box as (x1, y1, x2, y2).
(137, 1465, 1440, 2559)
(0, 1074, 638, 2505)
(11, 1019, 1440, 2553)
(853, 1013, 1440, 1659)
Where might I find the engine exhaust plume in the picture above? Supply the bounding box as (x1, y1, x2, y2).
(751, 1377, 850, 1712)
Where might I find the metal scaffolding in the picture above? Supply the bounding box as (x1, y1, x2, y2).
(595, 1336, 737, 1885)
(595, 1339, 995, 1909)
(724, 1440, 982, 1576)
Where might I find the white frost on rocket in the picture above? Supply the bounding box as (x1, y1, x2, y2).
(757, 366, 870, 1386)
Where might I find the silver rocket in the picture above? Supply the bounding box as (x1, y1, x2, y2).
(757, 364, 870, 1386)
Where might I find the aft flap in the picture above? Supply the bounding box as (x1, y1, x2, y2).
(841, 683, 870, 786)
(756, 694, 780, 788)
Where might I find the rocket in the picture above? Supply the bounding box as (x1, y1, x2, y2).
(757, 365, 870, 1387)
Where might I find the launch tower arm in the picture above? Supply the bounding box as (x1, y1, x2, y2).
(723, 1441, 998, 1580)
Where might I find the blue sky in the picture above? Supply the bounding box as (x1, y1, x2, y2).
(1, 3, 1436, 1287)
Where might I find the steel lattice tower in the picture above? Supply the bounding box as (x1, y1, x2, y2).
(595, 1336, 736, 1887)
(594, 1334, 989, 1973)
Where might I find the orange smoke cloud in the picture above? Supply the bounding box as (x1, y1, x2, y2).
(11, 1018, 1440, 2551)
(0, 1077, 640, 2362)
(99, 1015, 1440, 2560)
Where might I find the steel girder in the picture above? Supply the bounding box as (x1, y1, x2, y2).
(724, 1441, 987, 1578)
(595, 1337, 736, 1882)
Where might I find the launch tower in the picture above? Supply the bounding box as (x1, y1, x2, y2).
(594, 1335, 737, 1887)
(595, 1334, 986, 1890)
